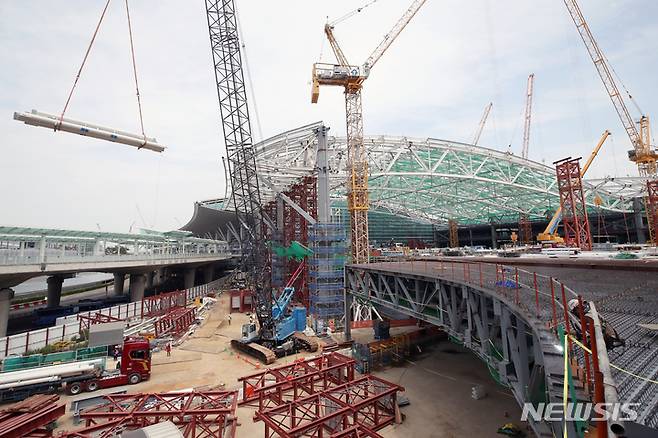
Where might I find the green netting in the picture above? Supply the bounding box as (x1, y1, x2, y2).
(271, 241, 313, 261)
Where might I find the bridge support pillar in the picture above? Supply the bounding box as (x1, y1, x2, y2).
(0, 288, 14, 337)
(203, 265, 214, 284)
(113, 273, 125, 296)
(184, 268, 195, 289)
(153, 268, 165, 286)
(46, 275, 64, 308)
(130, 274, 146, 302)
(145, 271, 154, 290)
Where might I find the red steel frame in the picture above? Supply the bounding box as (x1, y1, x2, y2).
(154, 307, 197, 337)
(77, 311, 123, 331)
(238, 352, 355, 406)
(141, 289, 187, 318)
(0, 395, 66, 438)
(647, 180, 658, 244)
(255, 376, 402, 438)
(518, 213, 532, 244)
(555, 158, 592, 251)
(62, 390, 238, 438)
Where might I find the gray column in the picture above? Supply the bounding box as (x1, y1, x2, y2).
(203, 265, 214, 284)
(145, 272, 154, 289)
(113, 273, 125, 296)
(633, 197, 646, 244)
(46, 275, 64, 308)
(344, 290, 353, 341)
(129, 274, 146, 302)
(183, 268, 195, 289)
(490, 223, 498, 249)
(315, 125, 330, 223)
(154, 268, 165, 286)
(0, 289, 14, 337)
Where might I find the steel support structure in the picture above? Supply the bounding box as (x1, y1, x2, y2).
(141, 289, 187, 318)
(344, 262, 591, 437)
(154, 307, 197, 338)
(0, 395, 66, 438)
(518, 213, 532, 244)
(64, 390, 238, 438)
(238, 352, 355, 406)
(255, 376, 401, 438)
(555, 158, 592, 250)
(448, 219, 458, 248)
(77, 312, 123, 332)
(647, 180, 658, 245)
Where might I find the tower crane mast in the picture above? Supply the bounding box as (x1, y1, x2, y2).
(563, 0, 657, 177)
(312, 0, 428, 263)
(521, 74, 534, 159)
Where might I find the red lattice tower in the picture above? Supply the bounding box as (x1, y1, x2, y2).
(647, 180, 658, 245)
(518, 213, 532, 244)
(555, 158, 592, 251)
(448, 219, 459, 248)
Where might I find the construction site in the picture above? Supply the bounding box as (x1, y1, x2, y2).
(1, 0, 658, 437)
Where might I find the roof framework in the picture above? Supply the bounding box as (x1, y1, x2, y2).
(251, 122, 637, 227)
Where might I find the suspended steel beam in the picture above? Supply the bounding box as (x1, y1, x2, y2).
(13, 110, 165, 153)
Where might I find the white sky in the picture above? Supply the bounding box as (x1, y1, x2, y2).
(1, 0, 656, 232)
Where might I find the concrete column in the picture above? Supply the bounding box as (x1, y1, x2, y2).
(145, 271, 154, 289)
(153, 268, 165, 286)
(0, 289, 15, 337)
(129, 274, 146, 302)
(490, 223, 498, 249)
(203, 265, 214, 284)
(633, 197, 646, 244)
(315, 125, 330, 223)
(46, 275, 64, 308)
(183, 268, 196, 289)
(113, 273, 125, 296)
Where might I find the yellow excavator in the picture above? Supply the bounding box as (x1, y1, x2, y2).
(537, 130, 610, 244)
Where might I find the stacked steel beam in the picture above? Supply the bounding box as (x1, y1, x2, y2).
(154, 307, 197, 338)
(62, 390, 238, 438)
(255, 376, 402, 438)
(0, 394, 65, 438)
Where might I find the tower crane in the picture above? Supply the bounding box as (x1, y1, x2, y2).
(521, 74, 534, 159)
(205, 0, 317, 363)
(472, 102, 492, 146)
(311, 0, 428, 263)
(563, 0, 658, 242)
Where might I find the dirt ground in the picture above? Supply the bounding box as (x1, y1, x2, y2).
(56, 297, 527, 437)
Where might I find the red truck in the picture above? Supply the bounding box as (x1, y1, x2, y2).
(0, 337, 152, 402)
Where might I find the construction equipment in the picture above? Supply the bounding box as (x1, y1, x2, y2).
(521, 74, 534, 160)
(472, 102, 493, 146)
(205, 1, 318, 364)
(231, 262, 318, 364)
(0, 338, 151, 402)
(564, 0, 658, 241)
(538, 130, 610, 244)
(312, 0, 428, 264)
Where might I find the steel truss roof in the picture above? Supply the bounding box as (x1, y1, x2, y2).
(251, 122, 637, 227)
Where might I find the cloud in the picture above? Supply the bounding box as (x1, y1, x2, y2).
(0, 0, 655, 232)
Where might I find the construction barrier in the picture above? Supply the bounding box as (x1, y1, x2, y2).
(0, 279, 223, 360)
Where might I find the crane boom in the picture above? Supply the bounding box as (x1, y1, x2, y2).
(521, 74, 534, 159)
(472, 102, 492, 146)
(205, 0, 273, 337)
(364, 0, 427, 72)
(563, 0, 656, 176)
(324, 24, 350, 67)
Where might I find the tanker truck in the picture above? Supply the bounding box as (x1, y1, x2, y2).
(0, 337, 151, 402)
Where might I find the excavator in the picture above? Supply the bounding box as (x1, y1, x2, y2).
(537, 131, 610, 245)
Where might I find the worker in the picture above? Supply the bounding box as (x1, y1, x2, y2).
(165, 342, 171, 357)
(227, 314, 232, 326)
(112, 346, 120, 361)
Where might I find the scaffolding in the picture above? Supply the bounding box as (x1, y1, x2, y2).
(309, 223, 346, 331)
(555, 158, 592, 250)
(518, 213, 532, 244)
(448, 219, 459, 248)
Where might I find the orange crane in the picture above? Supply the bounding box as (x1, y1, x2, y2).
(563, 0, 658, 242)
(521, 74, 534, 160)
(472, 102, 492, 146)
(311, 0, 428, 263)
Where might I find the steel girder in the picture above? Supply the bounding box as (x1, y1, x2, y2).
(248, 123, 634, 227)
(344, 263, 583, 437)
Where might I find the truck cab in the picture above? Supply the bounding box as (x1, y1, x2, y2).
(119, 337, 151, 383)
